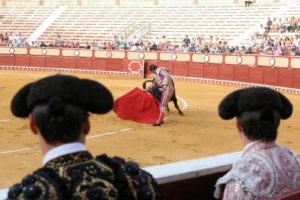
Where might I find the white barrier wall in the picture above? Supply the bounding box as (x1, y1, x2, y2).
(144, 151, 242, 184)
(0, 151, 242, 199)
(0, 188, 8, 199)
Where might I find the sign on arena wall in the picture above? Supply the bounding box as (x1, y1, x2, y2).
(128, 60, 145, 78)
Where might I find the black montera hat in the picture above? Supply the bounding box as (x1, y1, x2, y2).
(149, 64, 157, 71)
(11, 74, 113, 117)
(218, 87, 293, 120)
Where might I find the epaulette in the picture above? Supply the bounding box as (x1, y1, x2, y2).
(7, 168, 68, 200)
(96, 154, 161, 200)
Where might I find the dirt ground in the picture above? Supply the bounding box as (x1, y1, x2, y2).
(0, 70, 300, 188)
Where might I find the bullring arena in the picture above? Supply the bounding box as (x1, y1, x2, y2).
(1, 0, 300, 199)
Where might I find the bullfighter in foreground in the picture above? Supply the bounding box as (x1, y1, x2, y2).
(7, 74, 160, 200)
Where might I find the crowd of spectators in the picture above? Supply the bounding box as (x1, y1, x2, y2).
(0, 32, 28, 47)
(1, 29, 299, 56)
(264, 16, 300, 33)
(246, 32, 300, 56)
(251, 16, 300, 56)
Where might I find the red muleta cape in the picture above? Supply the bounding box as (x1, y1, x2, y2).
(113, 87, 160, 124)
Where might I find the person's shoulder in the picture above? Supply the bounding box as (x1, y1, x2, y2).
(7, 167, 64, 200)
(220, 153, 278, 197)
(158, 67, 169, 73)
(96, 154, 161, 200)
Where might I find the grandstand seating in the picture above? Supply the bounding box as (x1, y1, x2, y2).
(0, 1, 299, 47)
(37, 3, 287, 46)
(0, 7, 53, 39)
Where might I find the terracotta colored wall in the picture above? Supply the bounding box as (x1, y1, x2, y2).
(0, 48, 299, 89)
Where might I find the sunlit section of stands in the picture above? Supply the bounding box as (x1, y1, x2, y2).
(0, 7, 53, 40)
(5, 0, 39, 7)
(238, 0, 300, 46)
(38, 4, 285, 46)
(1, 2, 299, 46)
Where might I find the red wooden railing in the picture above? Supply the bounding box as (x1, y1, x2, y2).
(0, 47, 300, 90)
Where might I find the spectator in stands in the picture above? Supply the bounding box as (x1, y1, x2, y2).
(240, 46, 247, 55)
(48, 42, 54, 48)
(181, 44, 189, 53)
(264, 17, 272, 33)
(151, 36, 160, 50)
(7, 32, 12, 41)
(273, 44, 283, 56)
(294, 46, 300, 56)
(223, 44, 231, 54)
(54, 34, 63, 44)
(212, 43, 222, 54)
(4, 32, 9, 43)
(183, 35, 190, 47)
(119, 36, 126, 51)
(159, 35, 167, 50)
(295, 34, 300, 46)
(75, 42, 80, 48)
(214, 87, 300, 200)
(190, 37, 196, 47)
(202, 45, 210, 53)
(40, 41, 47, 48)
(0, 33, 4, 43)
(281, 17, 289, 33)
(249, 35, 257, 49)
(196, 35, 204, 46)
(11, 39, 18, 47)
(284, 36, 292, 48)
(234, 46, 241, 54)
(297, 17, 300, 32)
(106, 41, 112, 50)
(59, 41, 65, 48)
(68, 41, 75, 49)
(288, 16, 297, 32)
(7, 74, 161, 200)
(245, 46, 252, 54)
(137, 43, 144, 51)
(130, 42, 138, 51)
(189, 43, 197, 52)
(111, 35, 119, 49)
(84, 42, 91, 49)
(100, 42, 106, 50)
(132, 35, 139, 45)
(271, 17, 281, 32)
(244, 0, 253, 7)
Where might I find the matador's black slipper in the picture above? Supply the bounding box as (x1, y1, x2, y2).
(152, 121, 163, 126)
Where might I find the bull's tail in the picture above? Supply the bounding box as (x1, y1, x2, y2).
(171, 80, 184, 116)
(172, 96, 184, 116)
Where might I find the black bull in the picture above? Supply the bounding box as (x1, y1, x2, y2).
(142, 79, 184, 116)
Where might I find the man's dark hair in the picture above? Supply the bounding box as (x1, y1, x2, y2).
(32, 97, 88, 144)
(238, 109, 281, 142)
(149, 64, 157, 71)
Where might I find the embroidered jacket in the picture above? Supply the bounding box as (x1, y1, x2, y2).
(214, 141, 300, 200)
(7, 151, 160, 200)
(146, 67, 175, 113)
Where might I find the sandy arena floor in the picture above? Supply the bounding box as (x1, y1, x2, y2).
(0, 70, 300, 188)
